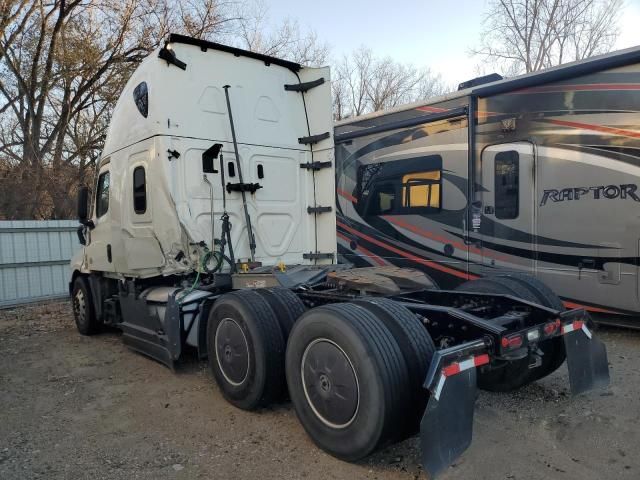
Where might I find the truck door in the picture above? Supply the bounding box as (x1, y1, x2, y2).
(480, 142, 536, 274)
(85, 163, 115, 272)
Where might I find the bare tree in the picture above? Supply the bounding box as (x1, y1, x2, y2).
(0, 0, 235, 219)
(473, 0, 623, 75)
(332, 47, 448, 121)
(233, 0, 330, 66)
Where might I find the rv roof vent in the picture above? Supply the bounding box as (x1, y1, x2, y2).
(458, 73, 503, 91)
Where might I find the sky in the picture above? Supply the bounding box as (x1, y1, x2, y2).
(266, 0, 640, 87)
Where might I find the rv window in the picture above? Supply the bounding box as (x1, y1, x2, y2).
(494, 150, 519, 219)
(96, 171, 110, 218)
(401, 170, 441, 209)
(133, 166, 146, 214)
(133, 82, 148, 118)
(367, 184, 397, 215)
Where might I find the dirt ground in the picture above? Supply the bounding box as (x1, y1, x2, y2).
(0, 301, 639, 480)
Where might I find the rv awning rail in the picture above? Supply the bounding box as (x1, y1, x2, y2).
(334, 106, 468, 143)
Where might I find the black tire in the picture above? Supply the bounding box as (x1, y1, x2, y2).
(352, 297, 436, 435)
(455, 278, 535, 392)
(71, 276, 100, 335)
(254, 287, 306, 339)
(207, 289, 286, 410)
(286, 303, 411, 461)
(496, 273, 565, 311)
(495, 274, 567, 381)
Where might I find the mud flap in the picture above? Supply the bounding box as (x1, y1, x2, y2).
(419, 339, 486, 478)
(563, 322, 610, 394)
(421, 367, 477, 478)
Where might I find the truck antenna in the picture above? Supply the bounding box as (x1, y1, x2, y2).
(223, 85, 256, 262)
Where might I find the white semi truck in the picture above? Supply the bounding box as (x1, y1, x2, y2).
(70, 34, 610, 477)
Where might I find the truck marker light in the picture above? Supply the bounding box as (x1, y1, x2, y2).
(501, 334, 523, 349)
(433, 354, 490, 401)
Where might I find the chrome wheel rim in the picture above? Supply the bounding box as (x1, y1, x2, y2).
(74, 289, 86, 325)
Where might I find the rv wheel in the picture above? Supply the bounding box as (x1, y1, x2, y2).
(254, 287, 306, 339)
(455, 278, 535, 392)
(71, 276, 100, 335)
(285, 303, 410, 461)
(494, 274, 567, 381)
(207, 290, 286, 410)
(352, 297, 436, 436)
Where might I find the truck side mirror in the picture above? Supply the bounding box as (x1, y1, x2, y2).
(77, 186, 89, 222)
(202, 143, 222, 173)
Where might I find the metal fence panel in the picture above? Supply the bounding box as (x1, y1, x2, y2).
(0, 220, 78, 307)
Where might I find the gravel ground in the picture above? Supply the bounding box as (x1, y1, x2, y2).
(0, 300, 639, 480)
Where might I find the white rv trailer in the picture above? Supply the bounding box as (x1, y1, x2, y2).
(69, 34, 609, 477)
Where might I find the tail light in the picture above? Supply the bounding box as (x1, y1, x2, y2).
(501, 334, 523, 350)
(543, 318, 562, 336)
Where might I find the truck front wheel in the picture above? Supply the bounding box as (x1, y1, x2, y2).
(71, 276, 100, 335)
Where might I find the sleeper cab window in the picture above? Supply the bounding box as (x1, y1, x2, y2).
(133, 81, 148, 118)
(494, 150, 519, 220)
(133, 166, 147, 214)
(96, 171, 110, 218)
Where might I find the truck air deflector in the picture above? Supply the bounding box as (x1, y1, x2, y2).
(166, 33, 302, 72)
(334, 106, 468, 143)
(158, 47, 187, 70)
(298, 131, 331, 145)
(284, 77, 325, 92)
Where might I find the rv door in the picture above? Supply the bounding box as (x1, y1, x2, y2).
(480, 142, 536, 274)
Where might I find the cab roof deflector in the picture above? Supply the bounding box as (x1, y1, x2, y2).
(166, 33, 302, 72)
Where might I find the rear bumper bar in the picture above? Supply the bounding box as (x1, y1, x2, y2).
(419, 309, 609, 478)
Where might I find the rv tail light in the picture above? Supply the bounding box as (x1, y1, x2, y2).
(543, 319, 562, 336)
(500, 334, 523, 350)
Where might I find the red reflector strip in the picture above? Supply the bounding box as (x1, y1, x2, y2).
(442, 363, 460, 377)
(562, 319, 585, 335)
(474, 353, 490, 367)
(442, 354, 490, 378)
(434, 353, 491, 401)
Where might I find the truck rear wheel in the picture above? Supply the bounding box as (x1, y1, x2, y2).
(352, 297, 436, 435)
(254, 287, 306, 339)
(285, 303, 410, 461)
(71, 276, 100, 335)
(207, 290, 286, 410)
